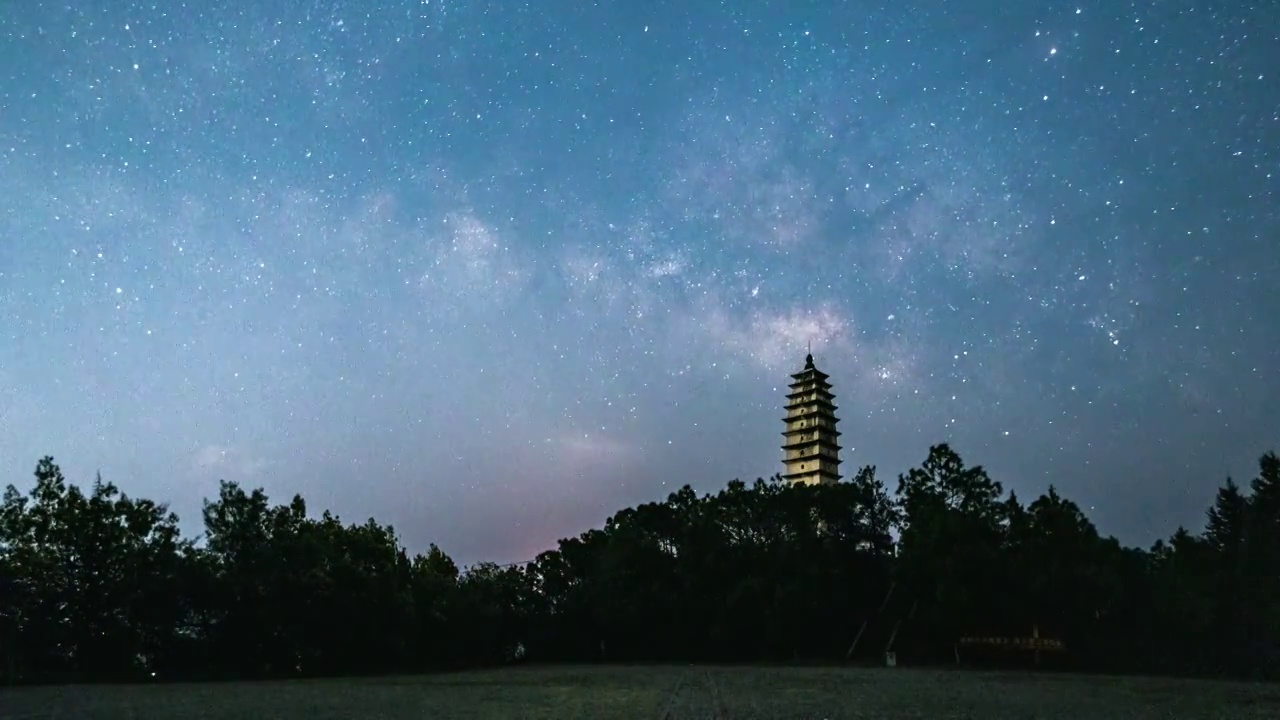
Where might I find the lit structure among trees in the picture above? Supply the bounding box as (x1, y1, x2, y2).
(781, 352, 842, 486)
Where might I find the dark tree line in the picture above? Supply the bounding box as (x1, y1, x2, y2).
(1, 444, 1278, 684)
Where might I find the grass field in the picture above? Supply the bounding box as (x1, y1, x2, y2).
(2, 665, 1277, 719)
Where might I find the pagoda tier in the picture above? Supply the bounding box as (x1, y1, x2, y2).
(790, 366, 830, 382)
(781, 436, 842, 452)
(786, 386, 834, 400)
(781, 467, 841, 483)
(781, 353, 843, 487)
(780, 409, 840, 421)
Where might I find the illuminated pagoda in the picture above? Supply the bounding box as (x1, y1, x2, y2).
(781, 351, 842, 486)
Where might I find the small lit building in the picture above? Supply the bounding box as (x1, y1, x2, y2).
(781, 353, 842, 486)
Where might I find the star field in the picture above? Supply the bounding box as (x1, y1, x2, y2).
(1, 0, 1277, 564)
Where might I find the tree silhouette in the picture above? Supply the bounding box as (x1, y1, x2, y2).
(1, 445, 1278, 683)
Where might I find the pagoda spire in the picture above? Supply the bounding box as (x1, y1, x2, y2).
(780, 352, 842, 486)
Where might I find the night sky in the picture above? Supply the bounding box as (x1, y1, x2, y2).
(1, 1, 1276, 566)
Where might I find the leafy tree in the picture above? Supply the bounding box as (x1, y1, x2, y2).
(0, 458, 188, 681)
(2, 446, 1279, 682)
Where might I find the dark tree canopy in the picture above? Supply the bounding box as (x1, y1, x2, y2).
(1, 445, 1278, 684)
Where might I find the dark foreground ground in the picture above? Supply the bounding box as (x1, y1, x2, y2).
(2, 665, 1277, 719)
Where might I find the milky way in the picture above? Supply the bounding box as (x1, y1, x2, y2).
(2, 0, 1277, 564)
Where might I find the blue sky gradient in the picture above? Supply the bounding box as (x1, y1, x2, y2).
(2, 0, 1277, 564)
